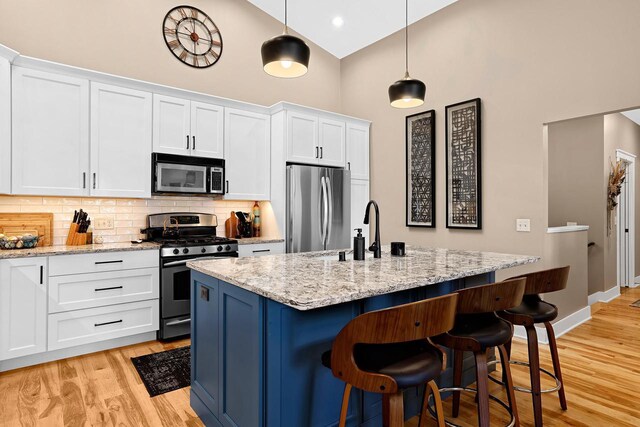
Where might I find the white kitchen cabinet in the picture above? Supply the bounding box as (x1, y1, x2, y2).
(191, 101, 224, 158)
(153, 94, 224, 158)
(351, 179, 370, 246)
(0, 258, 47, 360)
(286, 111, 318, 164)
(12, 67, 89, 196)
(319, 118, 346, 167)
(346, 123, 370, 180)
(238, 242, 285, 257)
(285, 110, 347, 167)
(91, 83, 152, 198)
(0, 56, 10, 194)
(224, 108, 270, 200)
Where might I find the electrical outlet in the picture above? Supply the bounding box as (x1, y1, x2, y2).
(516, 219, 531, 232)
(94, 216, 114, 230)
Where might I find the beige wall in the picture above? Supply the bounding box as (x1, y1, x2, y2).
(548, 116, 605, 295)
(0, 0, 341, 112)
(339, 0, 640, 312)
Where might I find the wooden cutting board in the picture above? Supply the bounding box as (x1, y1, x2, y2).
(0, 213, 54, 246)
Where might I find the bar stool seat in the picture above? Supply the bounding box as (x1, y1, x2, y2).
(448, 313, 513, 350)
(502, 295, 558, 323)
(322, 340, 443, 389)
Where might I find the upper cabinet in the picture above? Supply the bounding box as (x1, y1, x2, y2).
(12, 67, 90, 196)
(346, 123, 370, 180)
(285, 109, 346, 167)
(90, 83, 152, 198)
(153, 94, 224, 159)
(0, 56, 11, 195)
(224, 108, 270, 200)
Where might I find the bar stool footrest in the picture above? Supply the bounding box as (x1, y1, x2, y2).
(486, 359, 562, 394)
(425, 386, 515, 427)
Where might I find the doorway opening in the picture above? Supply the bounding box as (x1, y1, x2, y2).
(617, 149, 636, 288)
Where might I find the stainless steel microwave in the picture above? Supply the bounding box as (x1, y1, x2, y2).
(152, 153, 225, 196)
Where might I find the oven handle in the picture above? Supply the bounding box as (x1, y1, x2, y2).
(163, 256, 226, 267)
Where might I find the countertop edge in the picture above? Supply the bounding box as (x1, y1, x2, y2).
(235, 238, 285, 246)
(0, 243, 161, 259)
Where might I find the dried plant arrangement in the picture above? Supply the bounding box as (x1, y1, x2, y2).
(607, 159, 626, 235)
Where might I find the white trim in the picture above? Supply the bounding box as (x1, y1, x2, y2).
(546, 225, 589, 234)
(617, 149, 635, 289)
(0, 331, 156, 373)
(0, 43, 19, 63)
(513, 306, 592, 345)
(588, 285, 621, 305)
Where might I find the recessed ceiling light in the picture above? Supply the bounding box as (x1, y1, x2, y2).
(332, 16, 344, 28)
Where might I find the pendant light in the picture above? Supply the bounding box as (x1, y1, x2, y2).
(261, 0, 310, 78)
(388, 0, 426, 108)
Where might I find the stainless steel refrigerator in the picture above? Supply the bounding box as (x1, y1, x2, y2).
(286, 165, 351, 253)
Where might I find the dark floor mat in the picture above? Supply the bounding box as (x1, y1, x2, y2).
(131, 346, 190, 397)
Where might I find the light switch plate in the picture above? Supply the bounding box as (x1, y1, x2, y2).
(94, 216, 114, 230)
(516, 218, 531, 232)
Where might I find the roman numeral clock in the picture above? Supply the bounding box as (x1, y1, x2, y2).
(163, 5, 223, 68)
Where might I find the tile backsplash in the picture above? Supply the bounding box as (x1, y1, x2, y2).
(0, 195, 259, 245)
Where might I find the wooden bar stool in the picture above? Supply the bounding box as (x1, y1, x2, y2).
(496, 266, 570, 427)
(430, 279, 526, 427)
(321, 294, 459, 427)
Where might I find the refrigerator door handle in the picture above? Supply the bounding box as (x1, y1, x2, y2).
(320, 176, 328, 247)
(325, 175, 333, 247)
(287, 167, 298, 253)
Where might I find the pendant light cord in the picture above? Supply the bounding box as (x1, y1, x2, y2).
(405, 0, 409, 77)
(283, 0, 289, 34)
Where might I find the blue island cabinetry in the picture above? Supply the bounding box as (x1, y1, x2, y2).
(190, 270, 494, 427)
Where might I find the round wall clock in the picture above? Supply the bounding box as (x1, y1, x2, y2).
(163, 5, 223, 68)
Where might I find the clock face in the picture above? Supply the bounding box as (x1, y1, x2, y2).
(163, 5, 223, 68)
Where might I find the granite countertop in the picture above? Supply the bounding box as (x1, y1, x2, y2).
(0, 242, 160, 259)
(235, 237, 285, 245)
(188, 245, 540, 311)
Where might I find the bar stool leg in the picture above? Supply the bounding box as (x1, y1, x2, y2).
(497, 344, 520, 427)
(338, 384, 352, 427)
(525, 325, 544, 427)
(387, 391, 405, 427)
(452, 349, 464, 417)
(502, 336, 513, 384)
(544, 321, 567, 410)
(428, 380, 446, 427)
(382, 394, 390, 427)
(473, 350, 491, 427)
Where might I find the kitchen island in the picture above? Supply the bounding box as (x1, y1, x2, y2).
(187, 246, 538, 427)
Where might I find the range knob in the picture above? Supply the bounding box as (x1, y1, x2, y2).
(201, 248, 207, 253)
(225, 245, 231, 251)
(182, 248, 189, 254)
(217, 246, 223, 252)
(172, 249, 180, 255)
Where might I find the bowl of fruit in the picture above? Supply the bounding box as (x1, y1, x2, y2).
(0, 233, 41, 250)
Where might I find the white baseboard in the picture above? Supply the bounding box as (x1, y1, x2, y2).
(513, 306, 592, 345)
(0, 331, 157, 373)
(588, 285, 622, 305)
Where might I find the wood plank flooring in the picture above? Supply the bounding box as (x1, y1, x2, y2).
(0, 287, 638, 426)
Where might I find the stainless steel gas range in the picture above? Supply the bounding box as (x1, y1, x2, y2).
(143, 212, 238, 340)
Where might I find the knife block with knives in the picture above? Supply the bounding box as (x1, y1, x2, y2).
(66, 209, 91, 246)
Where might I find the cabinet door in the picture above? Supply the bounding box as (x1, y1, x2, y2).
(318, 118, 346, 167)
(347, 123, 370, 180)
(12, 67, 89, 196)
(191, 101, 224, 158)
(0, 258, 47, 360)
(286, 111, 318, 165)
(152, 94, 191, 156)
(0, 57, 10, 194)
(90, 83, 152, 198)
(351, 179, 370, 247)
(224, 108, 270, 200)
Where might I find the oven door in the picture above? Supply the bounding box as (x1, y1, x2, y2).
(155, 162, 208, 194)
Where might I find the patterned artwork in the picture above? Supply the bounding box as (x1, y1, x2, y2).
(406, 110, 436, 227)
(446, 99, 482, 229)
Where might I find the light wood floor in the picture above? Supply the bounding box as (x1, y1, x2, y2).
(1, 287, 639, 427)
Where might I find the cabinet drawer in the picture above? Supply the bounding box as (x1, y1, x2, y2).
(238, 242, 285, 257)
(48, 267, 159, 313)
(49, 250, 159, 276)
(48, 300, 159, 351)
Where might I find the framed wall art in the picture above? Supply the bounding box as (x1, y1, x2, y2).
(406, 109, 436, 227)
(445, 98, 482, 229)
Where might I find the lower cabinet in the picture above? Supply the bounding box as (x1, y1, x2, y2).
(0, 257, 47, 361)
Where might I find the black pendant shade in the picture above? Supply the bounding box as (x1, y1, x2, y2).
(261, 34, 310, 78)
(388, 76, 426, 108)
